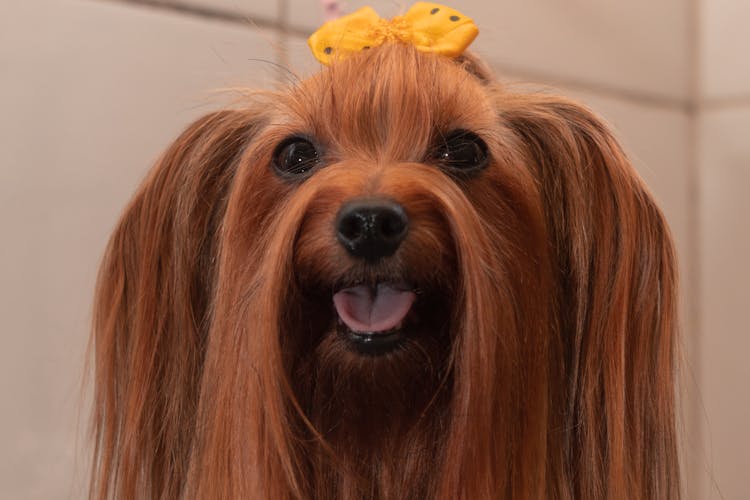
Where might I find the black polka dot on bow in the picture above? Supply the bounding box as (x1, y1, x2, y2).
(450, 15, 460, 21)
(324, 47, 333, 55)
(430, 7, 439, 14)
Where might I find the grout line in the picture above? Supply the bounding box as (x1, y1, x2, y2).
(489, 63, 693, 112)
(97, 0, 310, 37)
(701, 96, 750, 110)
(276, 0, 290, 81)
(685, 0, 706, 498)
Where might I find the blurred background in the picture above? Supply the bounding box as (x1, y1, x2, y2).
(1, 0, 747, 498)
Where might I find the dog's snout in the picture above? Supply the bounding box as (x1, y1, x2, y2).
(335, 199, 408, 260)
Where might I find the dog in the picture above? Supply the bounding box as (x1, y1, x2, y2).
(89, 7, 680, 499)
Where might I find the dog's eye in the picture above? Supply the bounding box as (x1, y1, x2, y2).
(431, 130, 489, 172)
(273, 137, 320, 176)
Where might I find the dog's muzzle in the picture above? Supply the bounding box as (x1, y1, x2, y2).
(333, 198, 414, 355)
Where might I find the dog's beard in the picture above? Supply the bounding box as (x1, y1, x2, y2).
(281, 270, 454, 495)
(286, 267, 455, 447)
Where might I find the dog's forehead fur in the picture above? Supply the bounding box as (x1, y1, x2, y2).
(281, 44, 495, 161)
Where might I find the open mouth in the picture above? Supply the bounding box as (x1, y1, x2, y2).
(332, 283, 417, 356)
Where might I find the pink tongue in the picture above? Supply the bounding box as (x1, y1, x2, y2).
(333, 284, 416, 333)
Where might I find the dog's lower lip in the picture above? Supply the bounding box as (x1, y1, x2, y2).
(338, 324, 405, 356)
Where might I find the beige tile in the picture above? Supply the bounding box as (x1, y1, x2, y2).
(0, 0, 276, 497)
(287, 0, 691, 100)
(701, 0, 750, 99)
(282, 32, 325, 79)
(697, 107, 750, 500)
(287, 0, 345, 33)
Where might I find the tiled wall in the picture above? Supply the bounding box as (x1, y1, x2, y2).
(1, 0, 746, 498)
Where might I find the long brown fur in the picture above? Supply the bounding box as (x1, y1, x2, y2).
(90, 44, 680, 499)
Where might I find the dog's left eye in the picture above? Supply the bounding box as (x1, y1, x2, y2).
(273, 137, 320, 176)
(431, 130, 489, 172)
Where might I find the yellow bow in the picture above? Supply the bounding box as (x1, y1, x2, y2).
(308, 3, 478, 65)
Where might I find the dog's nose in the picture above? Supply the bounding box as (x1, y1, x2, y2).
(336, 199, 408, 260)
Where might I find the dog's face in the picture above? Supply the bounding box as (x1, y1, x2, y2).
(283, 44, 493, 366)
(289, 45, 494, 365)
(91, 44, 680, 499)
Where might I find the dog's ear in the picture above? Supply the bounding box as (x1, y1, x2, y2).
(89, 109, 261, 499)
(498, 94, 680, 498)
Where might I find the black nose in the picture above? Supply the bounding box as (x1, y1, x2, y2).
(336, 199, 409, 260)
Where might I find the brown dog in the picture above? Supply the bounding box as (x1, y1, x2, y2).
(90, 43, 680, 499)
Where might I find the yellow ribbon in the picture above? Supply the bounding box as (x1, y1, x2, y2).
(308, 3, 479, 65)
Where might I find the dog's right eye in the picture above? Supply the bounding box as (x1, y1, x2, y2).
(273, 137, 320, 176)
(430, 130, 489, 173)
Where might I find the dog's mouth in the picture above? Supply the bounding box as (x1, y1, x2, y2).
(332, 282, 418, 356)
